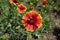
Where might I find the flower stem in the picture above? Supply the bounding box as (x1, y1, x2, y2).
(27, 32, 32, 40)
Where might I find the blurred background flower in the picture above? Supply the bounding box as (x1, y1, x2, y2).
(9, 0, 19, 5)
(17, 4, 27, 13)
(42, 0, 48, 5)
(3, 33, 10, 39)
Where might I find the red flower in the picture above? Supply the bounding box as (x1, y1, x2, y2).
(43, 0, 48, 5)
(9, 0, 19, 5)
(17, 4, 27, 13)
(22, 11, 42, 32)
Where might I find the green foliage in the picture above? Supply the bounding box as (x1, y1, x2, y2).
(54, 4, 60, 11)
(54, 0, 60, 11)
(0, 0, 55, 40)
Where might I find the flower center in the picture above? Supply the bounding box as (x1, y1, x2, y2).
(20, 6, 25, 10)
(30, 19, 34, 24)
(27, 17, 35, 24)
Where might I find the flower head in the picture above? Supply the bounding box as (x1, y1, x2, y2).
(22, 11, 42, 32)
(4, 33, 10, 39)
(9, 0, 19, 5)
(29, 5, 34, 10)
(17, 4, 27, 13)
(43, 0, 48, 5)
